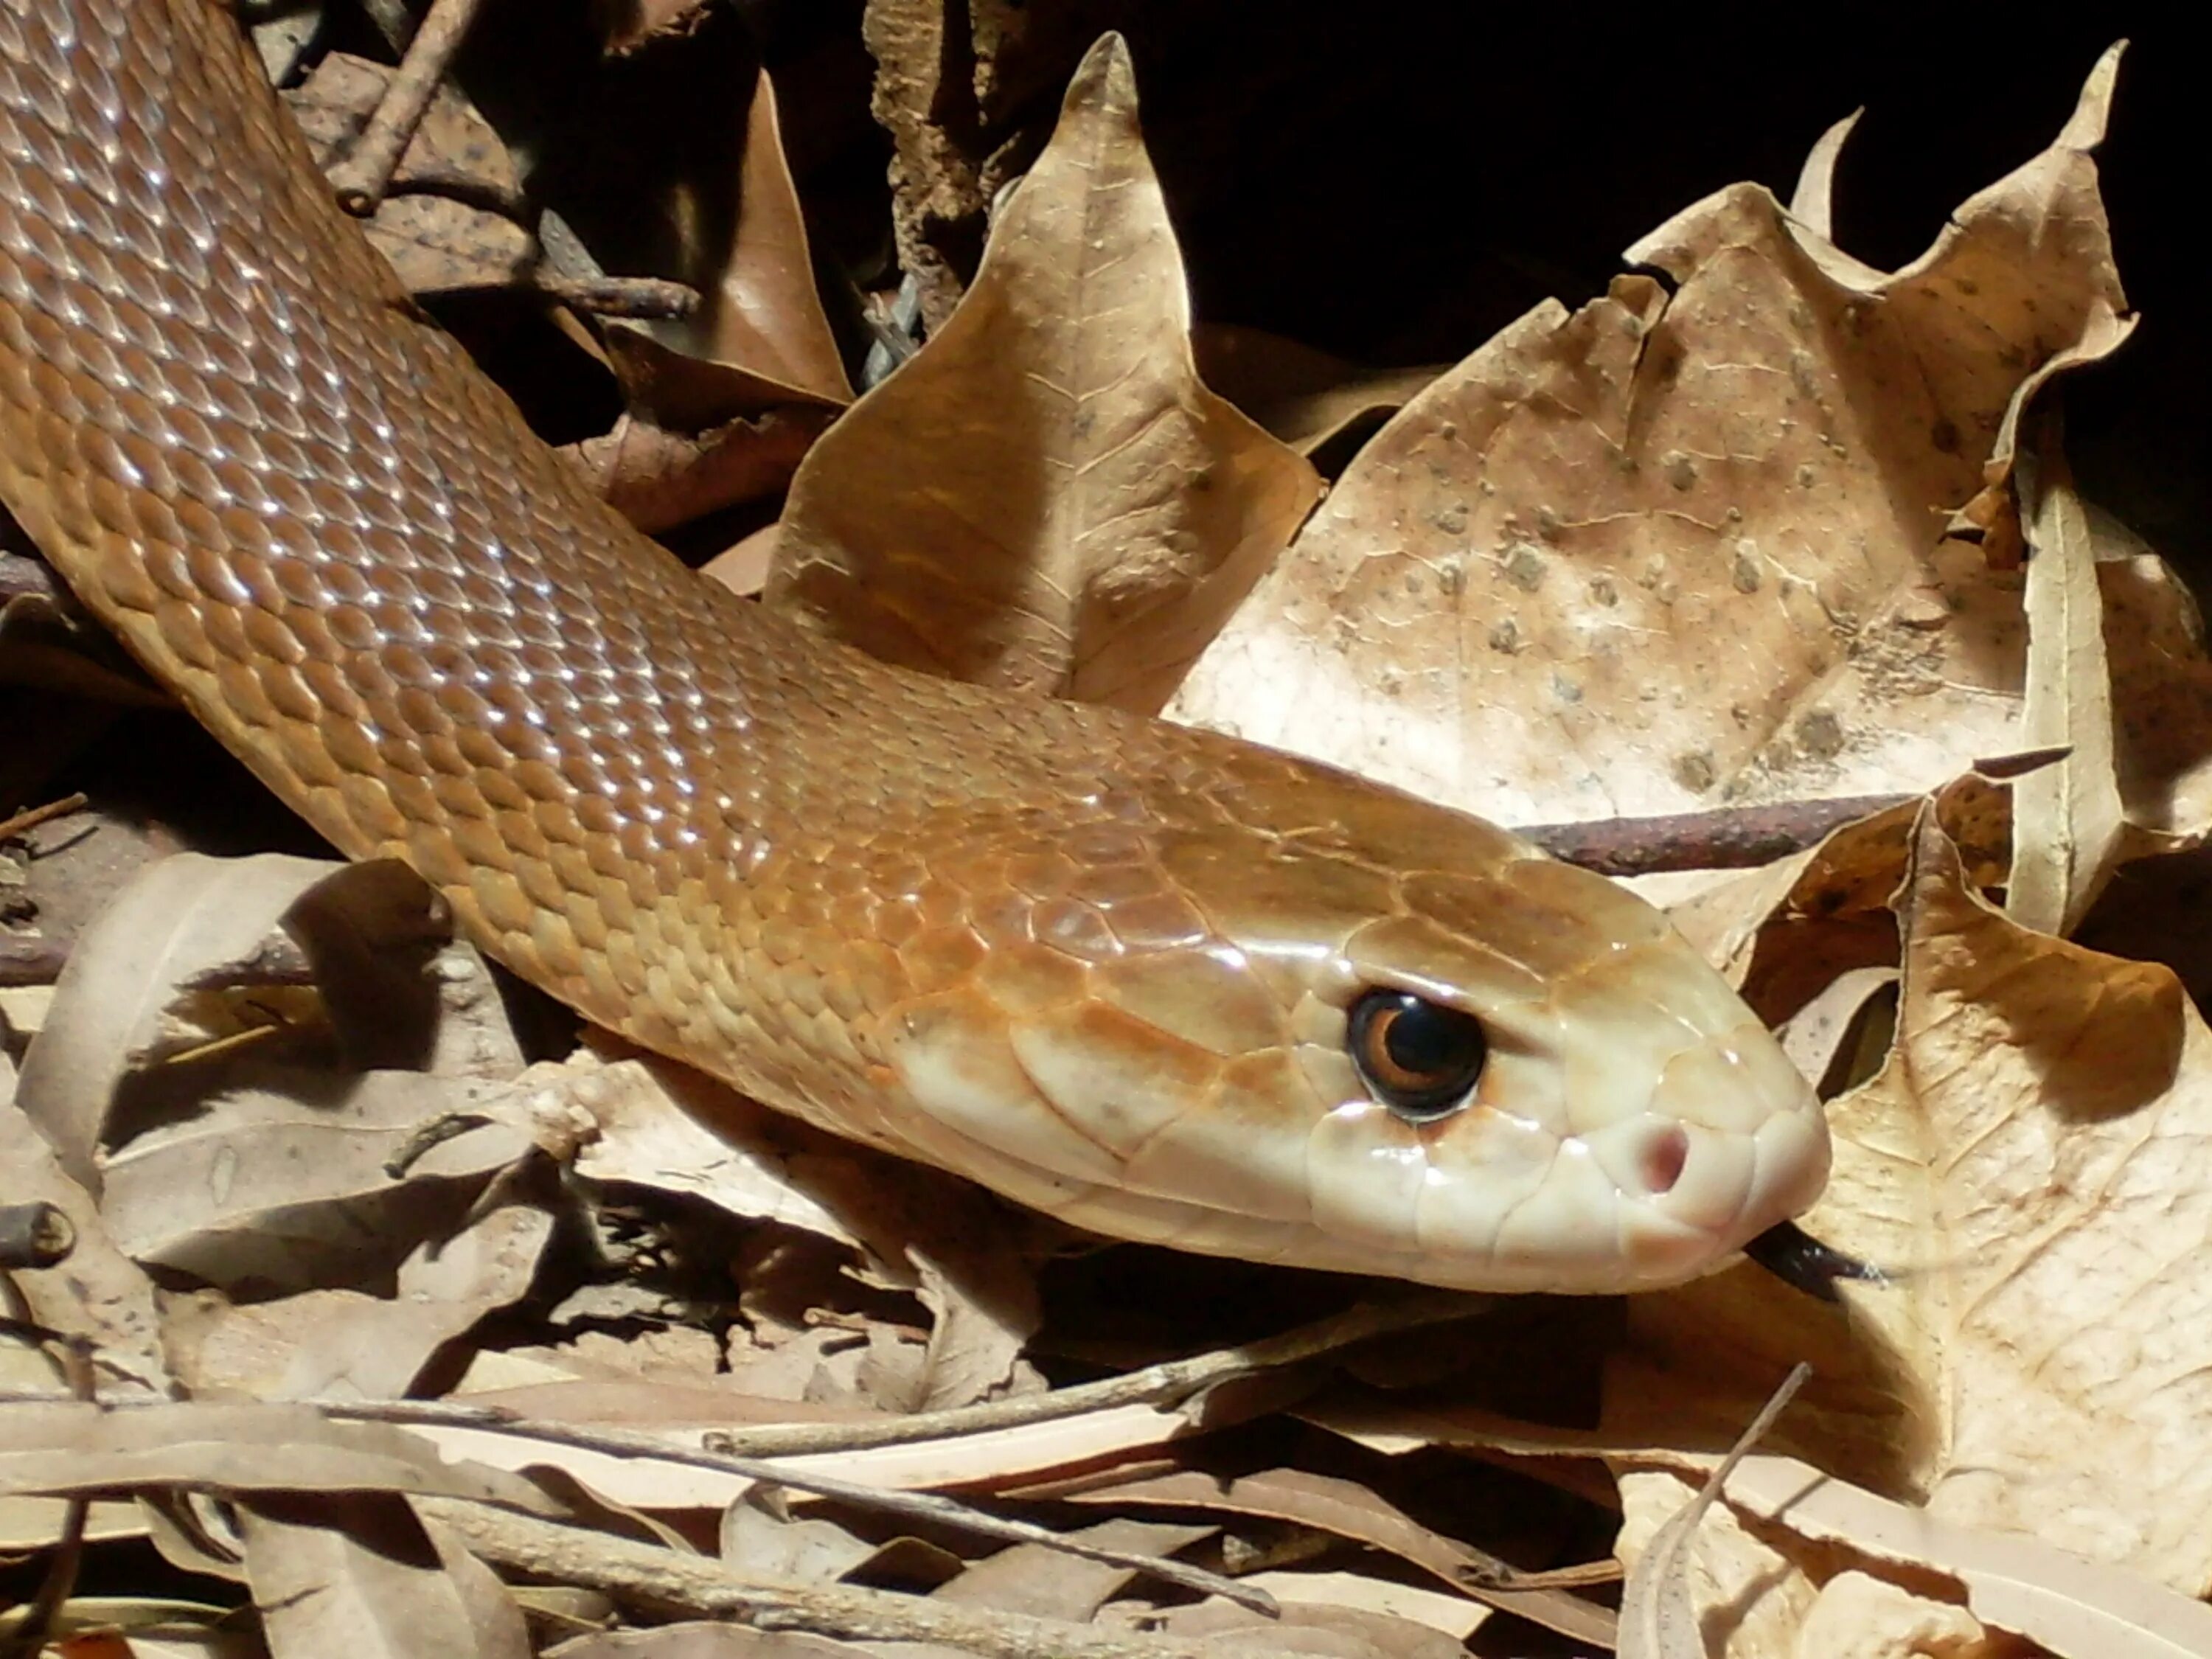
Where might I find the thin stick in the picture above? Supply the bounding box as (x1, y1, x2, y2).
(1516, 794, 1910, 876)
(0, 1203, 74, 1271)
(0, 1338, 97, 1659)
(418, 1496, 1222, 1657)
(358, 1288, 1491, 1460)
(336, 1395, 1271, 1613)
(327, 0, 487, 213)
(0, 792, 86, 843)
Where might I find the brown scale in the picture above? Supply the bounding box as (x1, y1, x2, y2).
(0, 0, 1834, 1292)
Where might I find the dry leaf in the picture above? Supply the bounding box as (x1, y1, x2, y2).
(1168, 49, 2132, 825)
(164, 1202, 554, 1401)
(549, 1627, 923, 1658)
(575, 405, 832, 535)
(1817, 811, 2212, 1587)
(1059, 1465, 1615, 1647)
(1130, 1596, 1470, 1658)
(0, 1402, 563, 1514)
(1618, 1450, 2212, 1658)
(931, 1517, 1214, 1621)
(0, 1089, 167, 1393)
(771, 32, 1321, 713)
(2010, 433, 2125, 934)
(242, 1492, 530, 1659)
(97, 1070, 531, 1287)
(10, 852, 347, 1189)
(1189, 324, 1441, 459)
(1233, 1570, 1488, 1641)
(600, 68, 851, 410)
(1785, 108, 1863, 239)
(720, 1497, 874, 1586)
(1615, 1365, 1807, 1658)
(287, 55, 534, 297)
(560, 1043, 1046, 1413)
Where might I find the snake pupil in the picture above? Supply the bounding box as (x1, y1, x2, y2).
(1349, 989, 1488, 1121)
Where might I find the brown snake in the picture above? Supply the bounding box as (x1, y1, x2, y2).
(0, 0, 1831, 1292)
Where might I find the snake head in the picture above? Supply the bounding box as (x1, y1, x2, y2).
(870, 742, 1832, 1294)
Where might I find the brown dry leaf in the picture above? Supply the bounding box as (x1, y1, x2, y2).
(1190, 324, 1441, 459)
(548, 1048, 874, 1252)
(164, 1201, 554, 1401)
(1059, 1465, 1615, 1647)
(552, 1629, 898, 1658)
(1129, 1597, 1470, 1658)
(241, 1493, 530, 1659)
(599, 68, 851, 410)
(1820, 813, 2212, 1585)
(0, 1402, 563, 1514)
(1658, 771, 2008, 1027)
(0, 1596, 256, 1658)
(931, 1517, 1215, 1620)
(720, 1496, 874, 1585)
(1548, 804, 2212, 1652)
(563, 58, 849, 525)
(549, 1630, 902, 1659)
(704, 523, 781, 597)
(1168, 49, 2133, 826)
(1615, 1365, 1806, 1658)
(597, 0, 719, 58)
(1232, 1571, 1488, 1641)
(771, 33, 1322, 714)
(1613, 1450, 2212, 1659)
(0, 1312, 145, 1551)
(287, 55, 533, 296)
(1785, 108, 1862, 239)
(2010, 437, 2125, 934)
(560, 1044, 1046, 1413)
(97, 1070, 531, 1288)
(10, 852, 347, 1189)
(10, 854, 524, 1189)
(574, 405, 833, 536)
(0, 1085, 167, 1394)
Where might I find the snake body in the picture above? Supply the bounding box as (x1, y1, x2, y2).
(0, 0, 1829, 1291)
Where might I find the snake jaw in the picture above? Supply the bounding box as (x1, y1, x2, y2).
(870, 840, 1832, 1294)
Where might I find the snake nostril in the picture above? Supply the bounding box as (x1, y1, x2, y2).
(1641, 1125, 1690, 1195)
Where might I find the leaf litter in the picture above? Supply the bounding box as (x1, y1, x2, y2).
(2, 13, 2209, 1659)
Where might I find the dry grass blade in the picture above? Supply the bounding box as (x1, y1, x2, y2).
(1618, 1363, 1810, 1658)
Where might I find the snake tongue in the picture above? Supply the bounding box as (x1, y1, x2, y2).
(1742, 1220, 1885, 1302)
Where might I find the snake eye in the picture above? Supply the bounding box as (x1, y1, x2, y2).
(1348, 989, 1488, 1121)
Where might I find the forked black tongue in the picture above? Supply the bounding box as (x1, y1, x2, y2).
(1742, 1220, 1885, 1301)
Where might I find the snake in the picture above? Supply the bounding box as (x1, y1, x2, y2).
(0, 0, 1834, 1294)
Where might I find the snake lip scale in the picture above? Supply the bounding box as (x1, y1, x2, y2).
(0, 0, 1838, 1295)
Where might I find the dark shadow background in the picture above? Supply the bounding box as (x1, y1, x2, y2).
(761, 5, 2199, 580)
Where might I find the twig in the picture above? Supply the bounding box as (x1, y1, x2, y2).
(689, 1287, 1497, 1458)
(1516, 793, 1911, 877)
(0, 1203, 74, 1271)
(346, 1291, 1489, 1469)
(1515, 748, 2065, 877)
(0, 793, 87, 844)
(417, 1496, 1222, 1658)
(0, 549, 60, 601)
(327, 0, 487, 213)
(260, 1295, 1487, 1612)
(0, 1380, 1284, 1614)
(332, 1394, 1271, 1613)
(0, 936, 69, 988)
(531, 273, 700, 321)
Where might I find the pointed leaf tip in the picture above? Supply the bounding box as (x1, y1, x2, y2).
(2057, 40, 2126, 151)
